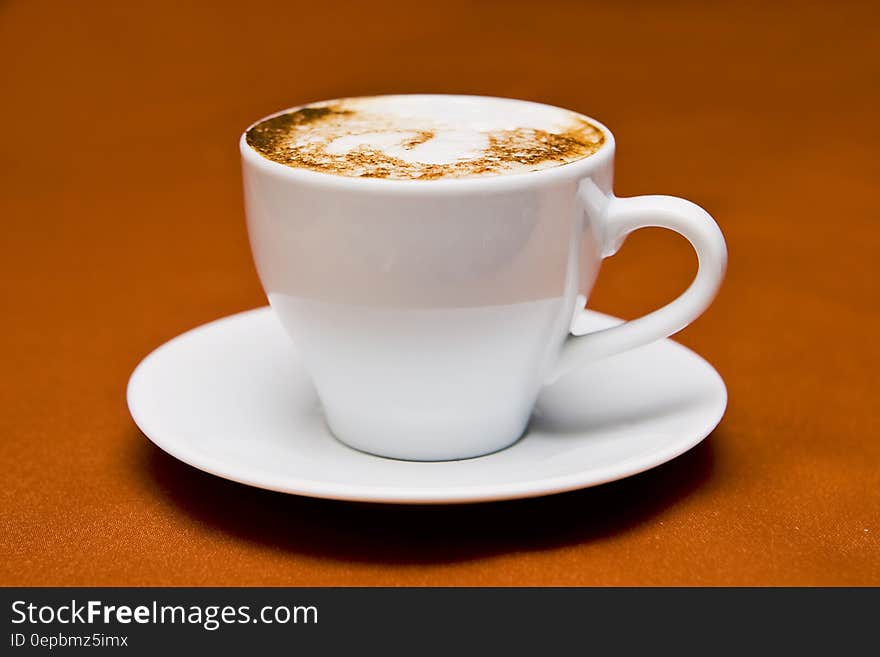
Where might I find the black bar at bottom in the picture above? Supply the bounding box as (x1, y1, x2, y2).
(1, 587, 876, 654)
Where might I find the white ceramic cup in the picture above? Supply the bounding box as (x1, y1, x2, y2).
(241, 95, 726, 461)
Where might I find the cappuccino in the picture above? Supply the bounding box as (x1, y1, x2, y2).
(245, 95, 605, 180)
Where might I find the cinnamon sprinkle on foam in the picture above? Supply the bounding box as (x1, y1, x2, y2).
(246, 99, 605, 180)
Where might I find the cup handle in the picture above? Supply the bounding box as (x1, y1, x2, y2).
(547, 193, 727, 383)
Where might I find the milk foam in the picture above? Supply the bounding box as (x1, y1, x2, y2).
(245, 95, 605, 180)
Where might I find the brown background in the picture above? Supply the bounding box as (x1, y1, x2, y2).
(1, 0, 878, 586)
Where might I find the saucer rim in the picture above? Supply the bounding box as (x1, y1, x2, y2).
(127, 307, 727, 505)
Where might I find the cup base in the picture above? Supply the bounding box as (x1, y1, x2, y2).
(323, 409, 529, 462)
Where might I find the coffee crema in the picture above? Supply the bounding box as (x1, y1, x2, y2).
(245, 95, 605, 180)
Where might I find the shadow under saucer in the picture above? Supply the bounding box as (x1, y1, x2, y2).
(132, 425, 719, 566)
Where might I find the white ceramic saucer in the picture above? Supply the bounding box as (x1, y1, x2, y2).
(127, 307, 726, 504)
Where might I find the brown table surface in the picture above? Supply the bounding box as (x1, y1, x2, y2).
(2, 0, 878, 586)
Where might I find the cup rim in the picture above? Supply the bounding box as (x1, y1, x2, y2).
(239, 94, 615, 192)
